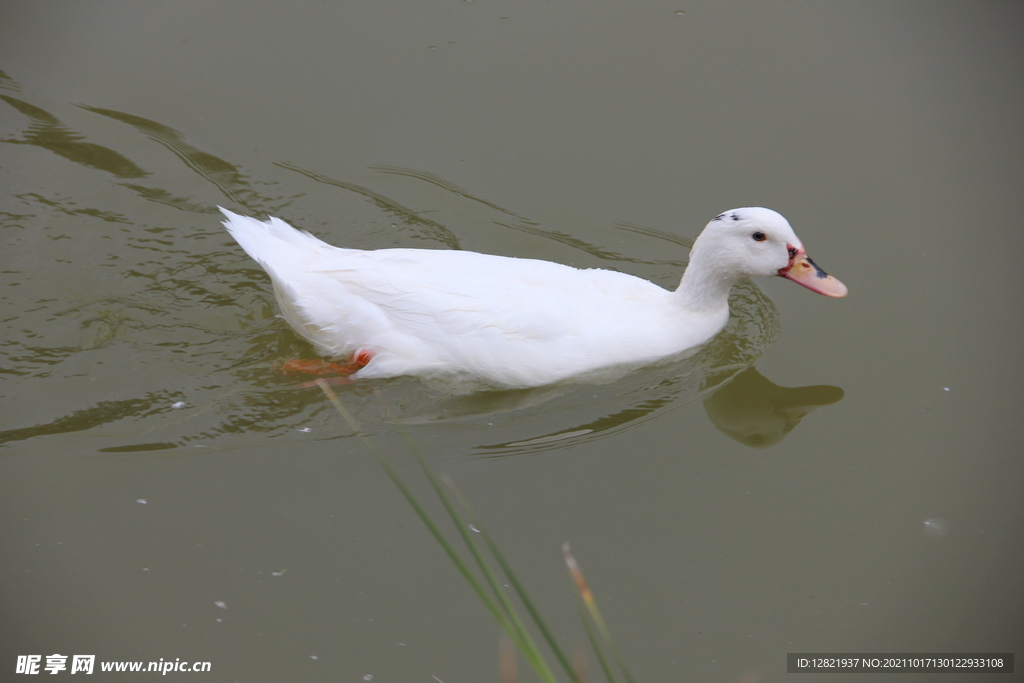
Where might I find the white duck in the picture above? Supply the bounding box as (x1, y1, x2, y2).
(221, 207, 846, 388)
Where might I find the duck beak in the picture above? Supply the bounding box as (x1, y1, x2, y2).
(779, 246, 848, 298)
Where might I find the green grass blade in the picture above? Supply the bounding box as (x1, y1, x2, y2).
(443, 476, 578, 680)
(564, 543, 638, 683)
(578, 603, 618, 683)
(319, 381, 560, 683)
(395, 429, 560, 680)
(372, 388, 564, 678)
(316, 382, 516, 640)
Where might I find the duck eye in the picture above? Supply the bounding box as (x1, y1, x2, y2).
(752, 232, 766, 242)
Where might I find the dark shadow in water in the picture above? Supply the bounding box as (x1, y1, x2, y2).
(274, 161, 464, 250)
(0, 391, 184, 446)
(79, 105, 275, 213)
(0, 84, 278, 215)
(0, 68, 21, 92)
(372, 164, 539, 228)
(368, 163, 689, 269)
(1, 95, 148, 178)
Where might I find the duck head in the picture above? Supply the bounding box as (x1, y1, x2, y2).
(693, 208, 847, 298)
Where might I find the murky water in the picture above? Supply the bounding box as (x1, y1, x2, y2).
(2, 3, 1021, 682)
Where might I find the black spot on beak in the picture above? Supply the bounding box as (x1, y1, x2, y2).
(805, 256, 830, 279)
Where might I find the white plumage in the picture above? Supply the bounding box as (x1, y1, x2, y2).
(221, 206, 845, 388)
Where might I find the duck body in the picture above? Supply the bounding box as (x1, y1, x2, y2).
(221, 207, 845, 388)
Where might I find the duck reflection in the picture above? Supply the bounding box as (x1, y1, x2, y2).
(416, 363, 843, 454)
(702, 367, 843, 448)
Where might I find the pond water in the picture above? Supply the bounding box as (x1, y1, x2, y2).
(1, 3, 1021, 682)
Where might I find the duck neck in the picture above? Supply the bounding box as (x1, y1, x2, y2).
(672, 257, 738, 314)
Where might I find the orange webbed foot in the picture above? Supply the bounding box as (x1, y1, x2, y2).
(278, 350, 374, 388)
